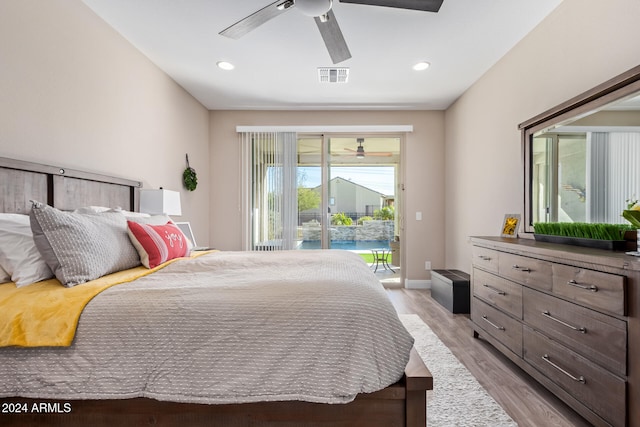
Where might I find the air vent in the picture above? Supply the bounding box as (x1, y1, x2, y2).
(318, 67, 349, 83)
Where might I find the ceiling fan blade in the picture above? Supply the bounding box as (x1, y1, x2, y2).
(314, 10, 352, 64)
(342, 148, 393, 157)
(338, 0, 444, 12)
(367, 152, 393, 156)
(220, 0, 291, 39)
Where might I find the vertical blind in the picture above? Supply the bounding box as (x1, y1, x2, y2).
(240, 131, 298, 251)
(586, 132, 609, 222)
(587, 132, 640, 223)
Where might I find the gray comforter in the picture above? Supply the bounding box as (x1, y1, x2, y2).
(0, 250, 414, 404)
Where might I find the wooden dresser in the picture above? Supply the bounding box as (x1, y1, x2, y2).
(470, 237, 639, 427)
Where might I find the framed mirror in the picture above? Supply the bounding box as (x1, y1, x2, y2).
(520, 65, 640, 233)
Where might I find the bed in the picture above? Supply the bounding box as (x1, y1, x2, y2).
(0, 156, 432, 426)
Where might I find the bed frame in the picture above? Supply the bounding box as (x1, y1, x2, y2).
(0, 156, 433, 427)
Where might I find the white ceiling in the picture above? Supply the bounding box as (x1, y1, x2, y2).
(82, 0, 563, 111)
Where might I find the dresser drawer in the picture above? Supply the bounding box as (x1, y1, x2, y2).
(473, 268, 522, 319)
(552, 264, 626, 316)
(472, 297, 522, 357)
(523, 326, 626, 427)
(498, 252, 552, 291)
(523, 287, 627, 377)
(472, 246, 499, 273)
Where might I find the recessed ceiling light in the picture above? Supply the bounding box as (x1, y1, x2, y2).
(413, 61, 430, 71)
(217, 61, 235, 71)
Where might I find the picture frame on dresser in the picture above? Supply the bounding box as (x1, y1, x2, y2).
(500, 214, 520, 238)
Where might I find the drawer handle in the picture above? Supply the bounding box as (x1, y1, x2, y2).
(481, 315, 505, 331)
(511, 264, 531, 272)
(542, 354, 586, 384)
(483, 284, 506, 296)
(567, 279, 598, 292)
(478, 255, 492, 261)
(541, 311, 587, 334)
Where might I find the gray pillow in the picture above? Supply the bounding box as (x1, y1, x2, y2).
(30, 201, 141, 286)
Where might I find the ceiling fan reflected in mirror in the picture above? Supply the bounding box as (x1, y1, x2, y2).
(219, 0, 444, 64)
(342, 138, 393, 158)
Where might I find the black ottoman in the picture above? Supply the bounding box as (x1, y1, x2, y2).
(431, 269, 470, 313)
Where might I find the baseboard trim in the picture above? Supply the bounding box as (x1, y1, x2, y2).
(405, 279, 431, 290)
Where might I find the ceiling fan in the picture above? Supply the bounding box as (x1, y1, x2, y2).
(342, 138, 393, 158)
(219, 0, 444, 64)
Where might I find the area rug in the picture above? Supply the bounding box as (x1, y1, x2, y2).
(399, 314, 517, 427)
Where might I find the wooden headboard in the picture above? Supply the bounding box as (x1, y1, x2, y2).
(0, 157, 141, 214)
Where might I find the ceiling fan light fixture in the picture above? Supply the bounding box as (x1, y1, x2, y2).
(356, 138, 365, 159)
(295, 0, 333, 17)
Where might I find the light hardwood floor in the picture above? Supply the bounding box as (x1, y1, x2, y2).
(386, 288, 592, 427)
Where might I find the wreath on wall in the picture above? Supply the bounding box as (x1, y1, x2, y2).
(183, 154, 198, 191)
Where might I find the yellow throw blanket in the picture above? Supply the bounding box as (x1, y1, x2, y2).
(0, 251, 215, 348)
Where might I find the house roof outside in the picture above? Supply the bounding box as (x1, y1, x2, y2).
(301, 176, 391, 217)
(310, 176, 389, 197)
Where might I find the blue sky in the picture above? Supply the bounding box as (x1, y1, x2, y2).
(298, 166, 396, 195)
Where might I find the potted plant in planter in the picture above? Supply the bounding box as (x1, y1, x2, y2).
(533, 222, 634, 250)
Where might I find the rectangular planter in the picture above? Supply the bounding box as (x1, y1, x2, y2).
(533, 233, 627, 251)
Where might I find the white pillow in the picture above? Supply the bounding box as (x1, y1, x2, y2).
(73, 206, 111, 214)
(0, 213, 54, 287)
(74, 206, 151, 218)
(111, 208, 151, 218)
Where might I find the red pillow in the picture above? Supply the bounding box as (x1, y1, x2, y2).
(127, 221, 190, 268)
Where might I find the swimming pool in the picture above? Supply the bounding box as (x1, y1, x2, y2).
(297, 240, 390, 250)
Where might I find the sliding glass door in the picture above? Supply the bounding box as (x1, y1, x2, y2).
(326, 136, 399, 251)
(244, 132, 402, 256)
(297, 135, 401, 251)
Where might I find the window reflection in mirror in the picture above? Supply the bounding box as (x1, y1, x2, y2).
(532, 133, 586, 224)
(524, 82, 640, 232)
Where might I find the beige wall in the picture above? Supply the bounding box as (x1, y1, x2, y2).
(0, 1, 211, 245)
(210, 110, 445, 282)
(445, 0, 640, 270)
